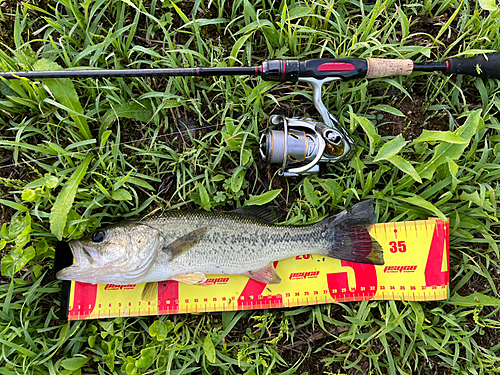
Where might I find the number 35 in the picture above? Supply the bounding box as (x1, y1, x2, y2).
(389, 241, 407, 253)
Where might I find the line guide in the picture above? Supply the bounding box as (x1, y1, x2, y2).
(59, 217, 449, 320)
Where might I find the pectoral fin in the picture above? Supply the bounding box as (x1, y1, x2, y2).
(242, 263, 281, 285)
(141, 282, 158, 301)
(172, 272, 207, 285)
(162, 227, 208, 260)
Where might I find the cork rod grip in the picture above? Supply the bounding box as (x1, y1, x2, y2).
(365, 58, 414, 79)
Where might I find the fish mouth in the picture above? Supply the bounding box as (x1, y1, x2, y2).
(55, 241, 100, 281)
(71, 240, 104, 265)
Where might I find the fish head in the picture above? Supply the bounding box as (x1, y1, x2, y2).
(56, 222, 162, 285)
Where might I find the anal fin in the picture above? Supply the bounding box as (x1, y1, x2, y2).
(172, 272, 207, 285)
(242, 263, 281, 285)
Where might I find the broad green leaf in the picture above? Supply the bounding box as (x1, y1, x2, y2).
(241, 149, 252, 166)
(303, 178, 319, 206)
(449, 292, 500, 306)
(351, 113, 380, 154)
(0, 199, 28, 212)
(460, 191, 482, 208)
(36, 240, 49, 255)
(8, 213, 31, 240)
(211, 175, 225, 182)
(34, 59, 91, 140)
(61, 357, 90, 371)
(198, 183, 211, 211)
(22, 188, 38, 202)
(288, 6, 312, 18)
(231, 167, 245, 193)
(136, 348, 156, 369)
(374, 135, 408, 162)
(245, 189, 282, 206)
(1, 245, 35, 277)
(50, 156, 92, 240)
(372, 104, 405, 117)
(0, 224, 8, 240)
(418, 110, 481, 180)
(100, 130, 112, 149)
(149, 320, 174, 341)
(203, 334, 216, 364)
(386, 155, 422, 183)
(479, 0, 498, 11)
(397, 195, 446, 220)
(319, 179, 343, 204)
(32, 264, 44, 280)
(412, 130, 467, 144)
(111, 189, 132, 201)
(104, 100, 154, 124)
(0, 80, 19, 97)
(64, 209, 86, 238)
(126, 177, 155, 191)
(25, 174, 59, 189)
(88, 335, 97, 348)
(43, 174, 59, 188)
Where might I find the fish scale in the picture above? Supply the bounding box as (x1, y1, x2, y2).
(144, 213, 327, 282)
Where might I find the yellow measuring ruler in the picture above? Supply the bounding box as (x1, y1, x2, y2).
(59, 217, 449, 320)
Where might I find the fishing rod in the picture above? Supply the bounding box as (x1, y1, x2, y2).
(2, 54, 499, 176)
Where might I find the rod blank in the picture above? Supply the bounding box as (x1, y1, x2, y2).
(0, 66, 260, 80)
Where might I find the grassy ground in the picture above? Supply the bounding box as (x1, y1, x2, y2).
(1, 0, 500, 374)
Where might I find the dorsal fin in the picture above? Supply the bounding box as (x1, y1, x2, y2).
(229, 205, 284, 224)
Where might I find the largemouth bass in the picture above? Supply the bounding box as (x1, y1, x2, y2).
(56, 200, 383, 288)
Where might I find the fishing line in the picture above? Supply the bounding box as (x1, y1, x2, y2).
(0, 123, 223, 171)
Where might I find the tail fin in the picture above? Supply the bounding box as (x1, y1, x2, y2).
(320, 200, 384, 265)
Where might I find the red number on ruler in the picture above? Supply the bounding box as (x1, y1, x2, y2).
(295, 254, 311, 260)
(389, 241, 407, 253)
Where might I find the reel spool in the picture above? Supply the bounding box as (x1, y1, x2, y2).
(259, 115, 353, 176)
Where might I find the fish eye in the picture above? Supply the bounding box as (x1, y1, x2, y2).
(92, 230, 105, 243)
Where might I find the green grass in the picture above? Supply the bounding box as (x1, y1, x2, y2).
(1, 0, 500, 373)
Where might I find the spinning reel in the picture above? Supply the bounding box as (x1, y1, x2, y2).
(259, 77, 355, 176)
